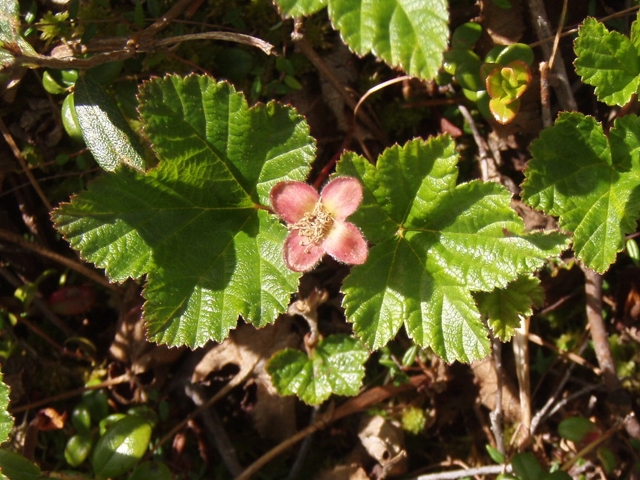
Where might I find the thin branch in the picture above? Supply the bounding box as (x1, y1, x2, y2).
(0, 228, 118, 292)
(527, 332, 600, 374)
(490, 336, 505, 455)
(0, 117, 52, 211)
(527, 0, 577, 112)
(513, 316, 531, 447)
(184, 384, 244, 477)
(408, 464, 512, 480)
(0, 267, 75, 336)
(10, 374, 132, 414)
(14, 32, 274, 70)
(154, 358, 259, 453)
(235, 375, 429, 480)
(290, 18, 383, 141)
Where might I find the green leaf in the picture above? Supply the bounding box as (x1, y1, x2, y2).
(129, 461, 173, 480)
(275, 0, 449, 80)
(0, 449, 41, 480)
(0, 372, 12, 444)
(275, 0, 327, 16)
(0, 0, 36, 56)
(558, 416, 599, 443)
(486, 444, 505, 464)
(275, 0, 449, 79)
(65, 433, 93, 467)
(510, 452, 545, 480)
(52, 75, 314, 347)
(337, 136, 569, 363)
(91, 415, 151, 479)
(267, 334, 369, 405)
(329, 0, 448, 80)
(74, 75, 146, 172)
(475, 275, 543, 341)
(574, 14, 640, 106)
(522, 112, 640, 273)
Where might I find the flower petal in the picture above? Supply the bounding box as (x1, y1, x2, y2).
(284, 230, 325, 272)
(324, 221, 368, 265)
(270, 181, 319, 224)
(321, 177, 363, 220)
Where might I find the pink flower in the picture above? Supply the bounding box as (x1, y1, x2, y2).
(270, 177, 368, 272)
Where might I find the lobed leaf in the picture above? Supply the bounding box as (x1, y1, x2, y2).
(52, 75, 315, 347)
(574, 14, 640, 106)
(522, 112, 640, 273)
(475, 275, 543, 341)
(267, 334, 369, 405)
(274, 0, 449, 80)
(338, 136, 569, 363)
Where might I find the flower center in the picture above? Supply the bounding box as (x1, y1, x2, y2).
(291, 202, 334, 251)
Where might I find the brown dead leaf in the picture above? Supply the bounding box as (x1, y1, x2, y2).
(109, 283, 184, 374)
(479, 0, 525, 46)
(471, 357, 521, 423)
(108, 283, 184, 403)
(192, 316, 301, 441)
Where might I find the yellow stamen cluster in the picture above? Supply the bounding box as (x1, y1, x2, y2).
(290, 202, 334, 252)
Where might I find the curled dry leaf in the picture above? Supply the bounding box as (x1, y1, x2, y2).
(358, 415, 407, 477)
(192, 316, 301, 441)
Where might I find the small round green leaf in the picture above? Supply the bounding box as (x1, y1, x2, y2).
(489, 97, 520, 124)
(61, 93, 84, 144)
(558, 416, 598, 443)
(71, 404, 92, 434)
(451, 22, 482, 49)
(91, 415, 152, 479)
(455, 58, 484, 91)
(443, 48, 480, 76)
(495, 43, 534, 66)
(65, 433, 93, 467)
(98, 413, 127, 436)
(128, 461, 173, 480)
(81, 387, 109, 424)
(43, 71, 69, 95)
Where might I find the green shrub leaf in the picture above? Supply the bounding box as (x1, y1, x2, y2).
(275, 0, 449, 80)
(522, 112, 640, 273)
(0, 0, 37, 56)
(337, 136, 569, 363)
(0, 372, 11, 444)
(91, 415, 151, 479)
(275, 0, 327, 16)
(475, 275, 543, 341)
(267, 334, 369, 405)
(52, 75, 315, 347)
(574, 14, 640, 106)
(0, 449, 41, 480)
(74, 76, 146, 172)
